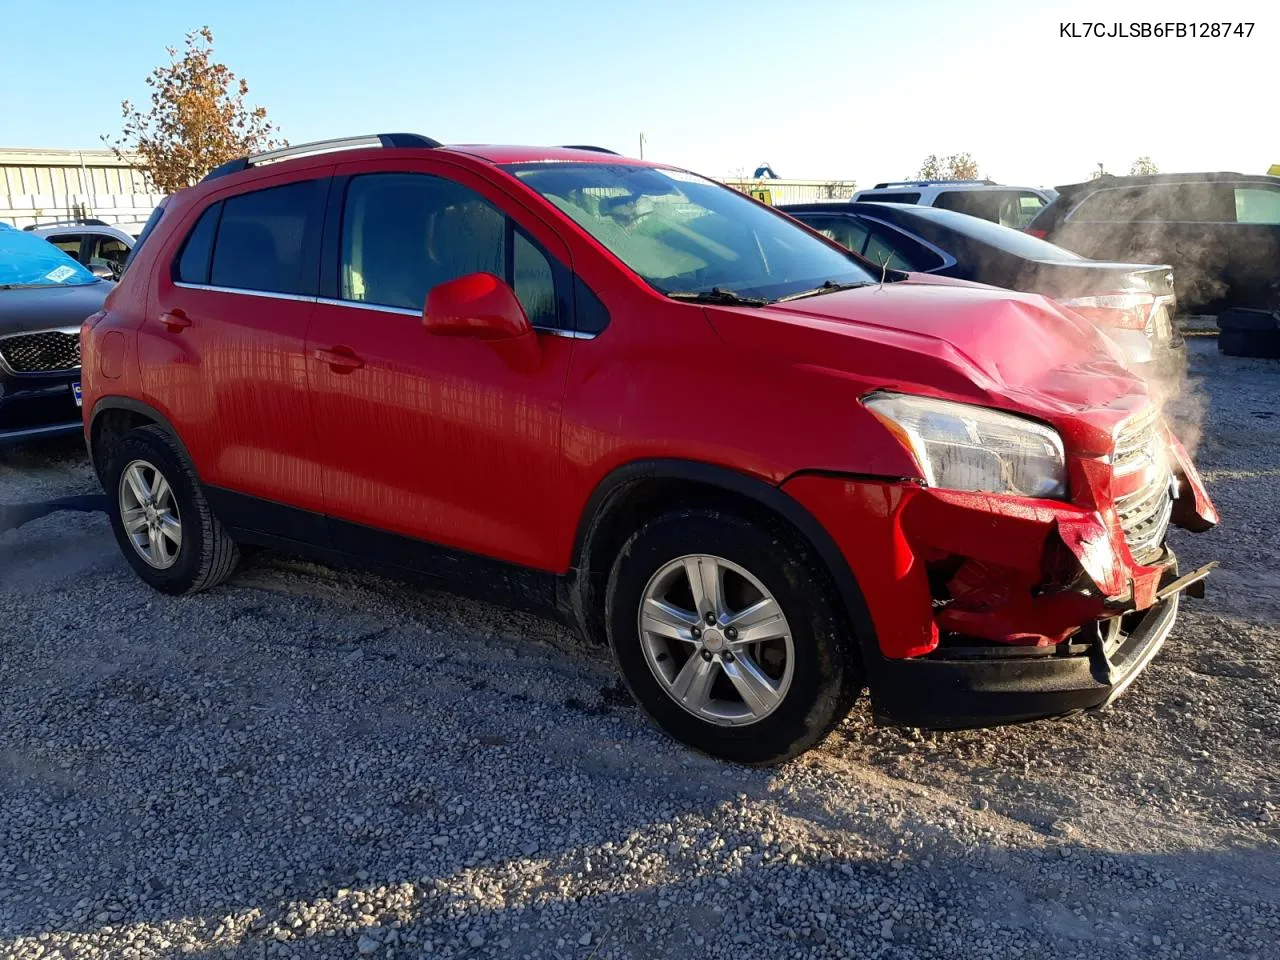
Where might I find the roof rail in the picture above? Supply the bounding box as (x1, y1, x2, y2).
(559, 144, 620, 155)
(872, 179, 997, 189)
(201, 133, 442, 182)
(23, 218, 111, 230)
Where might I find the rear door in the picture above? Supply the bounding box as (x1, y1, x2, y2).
(141, 170, 331, 528)
(306, 158, 576, 574)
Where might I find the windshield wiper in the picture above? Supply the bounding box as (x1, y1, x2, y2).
(666, 287, 769, 307)
(774, 280, 872, 302)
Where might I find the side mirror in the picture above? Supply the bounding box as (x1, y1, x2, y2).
(424, 272, 531, 341)
(89, 263, 115, 280)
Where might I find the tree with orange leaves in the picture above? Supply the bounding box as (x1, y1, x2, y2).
(106, 27, 285, 194)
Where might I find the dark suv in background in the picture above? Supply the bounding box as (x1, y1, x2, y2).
(1027, 173, 1280, 314)
(1, 225, 108, 443)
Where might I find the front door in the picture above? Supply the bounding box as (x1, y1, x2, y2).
(306, 162, 575, 575)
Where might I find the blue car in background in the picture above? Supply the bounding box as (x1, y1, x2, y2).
(0, 224, 112, 444)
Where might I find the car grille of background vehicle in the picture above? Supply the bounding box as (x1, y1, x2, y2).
(0, 331, 81, 373)
(1112, 405, 1174, 565)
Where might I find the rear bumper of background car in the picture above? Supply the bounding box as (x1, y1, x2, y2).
(782, 462, 1217, 728)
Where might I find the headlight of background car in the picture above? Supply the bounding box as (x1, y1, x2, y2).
(863, 392, 1067, 499)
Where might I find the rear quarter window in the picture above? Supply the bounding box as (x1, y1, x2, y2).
(1234, 186, 1280, 224)
(174, 203, 223, 284)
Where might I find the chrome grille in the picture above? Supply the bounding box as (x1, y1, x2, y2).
(0, 330, 81, 373)
(1112, 406, 1173, 564)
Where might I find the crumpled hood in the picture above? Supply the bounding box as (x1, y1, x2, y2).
(703, 277, 1149, 453)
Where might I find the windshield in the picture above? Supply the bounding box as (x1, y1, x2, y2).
(893, 204, 1085, 262)
(504, 163, 875, 300)
(0, 226, 100, 288)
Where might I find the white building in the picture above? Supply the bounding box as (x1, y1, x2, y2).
(0, 148, 164, 230)
(720, 176, 856, 206)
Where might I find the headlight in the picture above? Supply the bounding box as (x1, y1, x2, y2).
(864, 392, 1067, 499)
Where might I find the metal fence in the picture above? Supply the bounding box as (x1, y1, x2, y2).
(0, 148, 163, 230)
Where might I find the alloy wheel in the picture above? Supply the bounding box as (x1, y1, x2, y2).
(637, 554, 794, 727)
(118, 459, 182, 569)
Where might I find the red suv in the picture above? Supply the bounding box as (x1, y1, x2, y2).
(81, 134, 1219, 764)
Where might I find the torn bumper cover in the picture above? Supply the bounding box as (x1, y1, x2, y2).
(782, 440, 1217, 728)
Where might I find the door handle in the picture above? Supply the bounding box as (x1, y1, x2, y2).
(159, 309, 191, 332)
(314, 345, 364, 373)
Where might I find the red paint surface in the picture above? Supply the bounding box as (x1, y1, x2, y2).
(81, 144, 1218, 659)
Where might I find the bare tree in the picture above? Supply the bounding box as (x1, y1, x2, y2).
(1129, 156, 1160, 176)
(105, 27, 285, 194)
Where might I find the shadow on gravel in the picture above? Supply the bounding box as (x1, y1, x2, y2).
(0, 494, 106, 534)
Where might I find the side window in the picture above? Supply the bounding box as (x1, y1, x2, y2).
(796, 215, 870, 254)
(89, 236, 131, 275)
(862, 226, 942, 272)
(341, 173, 504, 311)
(1001, 192, 1046, 228)
(1074, 184, 1234, 223)
(210, 180, 322, 295)
(1234, 186, 1280, 224)
(174, 203, 222, 284)
(512, 229, 556, 327)
(339, 172, 572, 329)
(49, 235, 84, 261)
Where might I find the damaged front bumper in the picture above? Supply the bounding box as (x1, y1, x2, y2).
(782, 439, 1217, 728)
(868, 565, 1213, 728)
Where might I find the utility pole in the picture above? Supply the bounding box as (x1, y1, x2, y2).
(639, 132, 646, 159)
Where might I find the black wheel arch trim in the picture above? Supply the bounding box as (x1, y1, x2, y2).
(569, 458, 882, 665)
(88, 396, 196, 472)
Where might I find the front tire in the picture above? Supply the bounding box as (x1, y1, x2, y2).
(606, 508, 861, 765)
(104, 425, 240, 595)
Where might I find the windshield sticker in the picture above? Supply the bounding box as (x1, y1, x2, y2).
(44, 265, 78, 283)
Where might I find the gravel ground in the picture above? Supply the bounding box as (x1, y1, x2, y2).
(1, 338, 1277, 960)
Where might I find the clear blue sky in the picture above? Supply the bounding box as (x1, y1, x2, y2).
(2, 0, 1274, 187)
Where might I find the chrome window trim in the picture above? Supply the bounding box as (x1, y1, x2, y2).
(314, 297, 598, 339)
(169, 285, 600, 339)
(316, 296, 416, 317)
(173, 281, 317, 303)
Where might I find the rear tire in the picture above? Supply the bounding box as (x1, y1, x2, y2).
(104, 425, 240, 594)
(606, 508, 862, 765)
